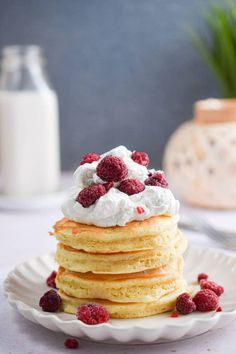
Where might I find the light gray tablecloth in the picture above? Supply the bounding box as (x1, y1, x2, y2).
(1, 196, 236, 353)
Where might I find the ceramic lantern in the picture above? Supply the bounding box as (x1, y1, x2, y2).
(163, 98, 236, 209)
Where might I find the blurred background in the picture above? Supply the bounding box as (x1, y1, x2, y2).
(0, 0, 219, 170)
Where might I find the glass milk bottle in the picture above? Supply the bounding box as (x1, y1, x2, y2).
(0, 46, 60, 196)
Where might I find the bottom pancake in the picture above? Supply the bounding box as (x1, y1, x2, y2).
(58, 283, 187, 319)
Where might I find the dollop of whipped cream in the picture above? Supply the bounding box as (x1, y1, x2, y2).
(62, 146, 179, 227)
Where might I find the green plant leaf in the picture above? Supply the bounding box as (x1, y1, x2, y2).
(190, 0, 236, 97)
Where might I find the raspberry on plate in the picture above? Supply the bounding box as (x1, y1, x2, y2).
(64, 338, 79, 349)
(76, 303, 109, 325)
(200, 280, 224, 297)
(176, 293, 196, 315)
(39, 290, 61, 312)
(197, 273, 208, 283)
(80, 152, 100, 165)
(193, 289, 219, 312)
(46, 271, 57, 288)
(131, 151, 149, 167)
(96, 155, 128, 182)
(145, 172, 168, 188)
(118, 178, 145, 195)
(76, 184, 106, 208)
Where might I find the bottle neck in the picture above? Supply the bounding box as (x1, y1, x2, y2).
(0, 46, 53, 91)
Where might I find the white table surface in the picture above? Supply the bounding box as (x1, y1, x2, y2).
(1, 184, 236, 353)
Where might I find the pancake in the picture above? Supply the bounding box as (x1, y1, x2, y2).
(58, 285, 187, 319)
(51, 215, 178, 253)
(55, 230, 187, 274)
(55, 257, 185, 303)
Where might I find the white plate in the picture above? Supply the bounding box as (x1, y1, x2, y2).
(4, 246, 236, 344)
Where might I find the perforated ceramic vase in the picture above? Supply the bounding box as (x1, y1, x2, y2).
(164, 98, 236, 209)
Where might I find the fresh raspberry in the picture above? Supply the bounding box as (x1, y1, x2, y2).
(193, 289, 219, 312)
(176, 293, 196, 315)
(76, 303, 109, 325)
(131, 151, 149, 167)
(197, 273, 208, 283)
(136, 206, 145, 214)
(64, 338, 79, 349)
(216, 306, 222, 312)
(200, 280, 224, 297)
(145, 172, 168, 188)
(170, 311, 179, 317)
(76, 184, 106, 208)
(80, 152, 100, 165)
(46, 271, 57, 289)
(118, 178, 145, 195)
(96, 155, 128, 182)
(39, 290, 61, 312)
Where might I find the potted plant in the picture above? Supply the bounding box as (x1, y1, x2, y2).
(191, 1, 236, 98)
(163, 1, 236, 208)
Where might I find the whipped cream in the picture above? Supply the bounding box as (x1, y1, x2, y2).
(62, 146, 179, 227)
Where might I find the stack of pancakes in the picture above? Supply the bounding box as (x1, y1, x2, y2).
(52, 214, 187, 319)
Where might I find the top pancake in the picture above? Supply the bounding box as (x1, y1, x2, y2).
(51, 215, 178, 253)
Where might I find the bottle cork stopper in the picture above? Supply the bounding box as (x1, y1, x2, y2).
(194, 98, 236, 123)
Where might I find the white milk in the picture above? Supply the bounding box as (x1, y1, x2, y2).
(0, 90, 60, 196)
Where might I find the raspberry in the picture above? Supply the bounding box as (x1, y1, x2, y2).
(131, 151, 149, 167)
(197, 273, 208, 283)
(193, 289, 219, 312)
(80, 152, 100, 165)
(39, 290, 61, 312)
(136, 206, 145, 214)
(46, 271, 57, 289)
(216, 306, 222, 312)
(200, 280, 224, 297)
(76, 303, 109, 325)
(145, 172, 168, 188)
(64, 338, 79, 349)
(176, 293, 196, 315)
(76, 184, 106, 208)
(118, 178, 145, 195)
(96, 155, 128, 182)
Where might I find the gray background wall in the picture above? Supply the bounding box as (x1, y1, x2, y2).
(0, 0, 220, 170)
